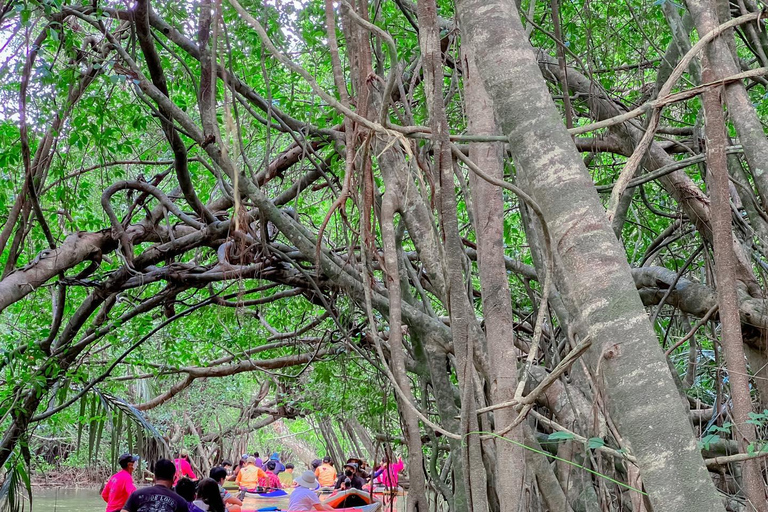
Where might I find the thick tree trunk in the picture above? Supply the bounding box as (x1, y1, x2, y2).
(463, 40, 524, 512)
(456, 0, 724, 509)
(702, 62, 767, 510)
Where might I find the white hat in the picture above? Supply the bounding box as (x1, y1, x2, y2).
(295, 470, 319, 489)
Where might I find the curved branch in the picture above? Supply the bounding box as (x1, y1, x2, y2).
(135, 0, 216, 224)
(101, 181, 204, 260)
(134, 349, 330, 410)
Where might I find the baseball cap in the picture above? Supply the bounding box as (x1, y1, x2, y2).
(118, 453, 139, 465)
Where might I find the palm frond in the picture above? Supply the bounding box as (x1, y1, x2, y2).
(0, 453, 32, 512)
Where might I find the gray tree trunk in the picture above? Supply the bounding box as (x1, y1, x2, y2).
(455, 0, 725, 509)
(463, 39, 525, 512)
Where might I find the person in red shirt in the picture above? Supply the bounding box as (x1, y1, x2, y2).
(173, 449, 197, 485)
(260, 461, 283, 489)
(101, 453, 137, 512)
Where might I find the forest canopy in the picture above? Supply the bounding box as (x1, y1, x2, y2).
(1, 0, 768, 510)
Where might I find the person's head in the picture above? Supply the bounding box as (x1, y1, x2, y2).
(197, 478, 226, 512)
(180, 449, 190, 460)
(175, 477, 196, 502)
(295, 470, 319, 489)
(253, 451, 260, 458)
(270, 452, 280, 461)
(210, 466, 227, 484)
(118, 453, 138, 472)
(311, 459, 321, 470)
(343, 462, 358, 477)
(265, 460, 277, 473)
(154, 458, 177, 485)
(285, 463, 294, 473)
(323, 456, 332, 465)
(246, 456, 257, 466)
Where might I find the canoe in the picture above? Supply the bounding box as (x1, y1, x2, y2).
(323, 488, 381, 510)
(249, 501, 381, 512)
(244, 488, 290, 499)
(251, 507, 380, 512)
(371, 485, 404, 496)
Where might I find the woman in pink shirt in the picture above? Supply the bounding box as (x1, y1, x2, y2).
(174, 449, 197, 485)
(101, 454, 137, 512)
(375, 456, 404, 489)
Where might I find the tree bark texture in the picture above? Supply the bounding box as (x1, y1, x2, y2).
(463, 39, 525, 512)
(456, 0, 725, 509)
(701, 61, 768, 510)
(417, 0, 489, 510)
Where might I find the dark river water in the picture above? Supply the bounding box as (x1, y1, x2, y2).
(30, 487, 406, 511)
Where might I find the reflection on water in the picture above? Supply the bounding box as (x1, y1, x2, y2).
(30, 487, 405, 511)
(32, 487, 105, 512)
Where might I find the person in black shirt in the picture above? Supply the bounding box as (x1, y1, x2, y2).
(121, 459, 188, 512)
(333, 462, 365, 490)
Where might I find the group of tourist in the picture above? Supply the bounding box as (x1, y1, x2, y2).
(101, 449, 404, 512)
(310, 454, 404, 492)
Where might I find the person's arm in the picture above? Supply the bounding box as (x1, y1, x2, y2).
(125, 476, 136, 495)
(225, 496, 242, 506)
(393, 458, 404, 472)
(101, 479, 111, 502)
(236, 470, 243, 486)
(183, 460, 197, 479)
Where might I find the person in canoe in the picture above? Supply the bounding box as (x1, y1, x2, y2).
(372, 455, 404, 489)
(120, 459, 189, 512)
(235, 456, 266, 496)
(101, 453, 138, 512)
(268, 452, 285, 473)
(289, 471, 335, 511)
(333, 462, 365, 490)
(190, 478, 226, 512)
(278, 463, 295, 487)
(174, 449, 197, 485)
(261, 460, 283, 489)
(210, 466, 243, 512)
(228, 455, 248, 482)
(314, 456, 337, 488)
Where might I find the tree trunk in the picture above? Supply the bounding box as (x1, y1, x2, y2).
(701, 60, 767, 510)
(463, 38, 524, 512)
(455, 0, 725, 509)
(416, 0, 490, 510)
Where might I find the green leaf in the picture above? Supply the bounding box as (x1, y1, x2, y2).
(587, 437, 605, 450)
(547, 431, 575, 442)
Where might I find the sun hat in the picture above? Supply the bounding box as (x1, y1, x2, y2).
(246, 456, 257, 464)
(344, 462, 358, 470)
(295, 470, 319, 489)
(270, 452, 280, 460)
(323, 456, 332, 463)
